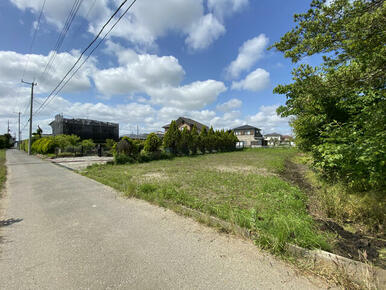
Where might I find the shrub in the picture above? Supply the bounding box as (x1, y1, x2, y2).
(114, 154, 135, 165)
(105, 139, 116, 150)
(54, 134, 80, 150)
(81, 139, 95, 152)
(116, 137, 138, 158)
(144, 133, 161, 153)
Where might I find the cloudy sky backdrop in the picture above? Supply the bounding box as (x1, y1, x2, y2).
(0, 0, 317, 138)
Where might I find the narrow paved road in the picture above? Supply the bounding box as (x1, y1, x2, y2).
(0, 150, 328, 289)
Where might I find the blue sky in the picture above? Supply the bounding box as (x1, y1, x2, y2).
(0, 0, 316, 137)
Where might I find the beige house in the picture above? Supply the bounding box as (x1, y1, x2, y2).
(163, 117, 207, 133)
(233, 125, 264, 148)
(264, 132, 282, 146)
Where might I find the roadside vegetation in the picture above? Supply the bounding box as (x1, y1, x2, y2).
(21, 132, 96, 157)
(271, 0, 385, 196)
(82, 148, 330, 253)
(0, 149, 6, 194)
(270, 0, 385, 268)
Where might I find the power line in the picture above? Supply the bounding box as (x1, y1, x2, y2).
(34, 0, 137, 116)
(37, 0, 83, 84)
(21, 0, 47, 81)
(42, 0, 138, 111)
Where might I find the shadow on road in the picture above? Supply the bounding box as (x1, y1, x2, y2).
(0, 218, 23, 228)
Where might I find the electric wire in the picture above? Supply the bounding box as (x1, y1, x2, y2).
(34, 0, 137, 116)
(21, 0, 47, 81)
(37, 0, 83, 84)
(41, 0, 138, 112)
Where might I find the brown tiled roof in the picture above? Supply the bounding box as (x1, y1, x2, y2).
(162, 117, 208, 131)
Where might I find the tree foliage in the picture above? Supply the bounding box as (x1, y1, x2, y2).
(198, 126, 208, 154)
(163, 120, 181, 154)
(144, 133, 162, 153)
(116, 137, 138, 157)
(272, 0, 385, 191)
(179, 127, 191, 155)
(0, 134, 13, 149)
(189, 125, 199, 155)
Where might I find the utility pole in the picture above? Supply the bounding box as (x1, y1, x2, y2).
(18, 112, 21, 150)
(21, 80, 37, 155)
(7, 120, 10, 134)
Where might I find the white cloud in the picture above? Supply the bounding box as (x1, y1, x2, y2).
(231, 68, 270, 91)
(11, 0, 246, 51)
(96, 43, 227, 110)
(185, 14, 226, 51)
(226, 34, 269, 79)
(208, 0, 249, 20)
(94, 49, 185, 96)
(146, 80, 227, 110)
(216, 98, 242, 112)
(0, 50, 94, 94)
(246, 105, 291, 134)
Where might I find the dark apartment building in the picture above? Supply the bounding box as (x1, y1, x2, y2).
(49, 114, 119, 143)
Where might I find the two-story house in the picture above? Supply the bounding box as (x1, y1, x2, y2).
(232, 125, 264, 148)
(264, 133, 282, 146)
(163, 117, 207, 133)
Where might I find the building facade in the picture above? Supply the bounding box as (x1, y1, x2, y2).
(233, 125, 264, 147)
(264, 133, 282, 146)
(163, 117, 207, 133)
(49, 114, 119, 143)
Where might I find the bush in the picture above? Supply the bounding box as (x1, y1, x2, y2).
(81, 139, 95, 152)
(138, 150, 173, 163)
(54, 134, 80, 151)
(116, 137, 138, 158)
(114, 154, 135, 165)
(144, 133, 161, 153)
(0, 134, 13, 149)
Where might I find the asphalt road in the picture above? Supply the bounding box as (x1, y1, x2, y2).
(0, 150, 329, 289)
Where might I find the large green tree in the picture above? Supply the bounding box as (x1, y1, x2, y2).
(163, 120, 181, 154)
(272, 0, 385, 191)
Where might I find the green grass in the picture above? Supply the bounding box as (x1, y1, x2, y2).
(0, 149, 6, 193)
(82, 148, 329, 252)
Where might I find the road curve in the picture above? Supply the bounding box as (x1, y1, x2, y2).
(0, 150, 328, 289)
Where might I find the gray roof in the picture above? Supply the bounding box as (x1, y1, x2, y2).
(163, 117, 207, 131)
(264, 132, 282, 137)
(232, 125, 261, 131)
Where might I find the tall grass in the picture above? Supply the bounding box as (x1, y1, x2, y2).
(295, 154, 385, 233)
(0, 149, 6, 193)
(82, 148, 329, 252)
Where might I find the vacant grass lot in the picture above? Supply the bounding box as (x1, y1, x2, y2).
(0, 149, 6, 194)
(82, 148, 329, 252)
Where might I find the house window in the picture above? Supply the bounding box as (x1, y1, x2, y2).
(235, 131, 240, 135)
(246, 131, 251, 135)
